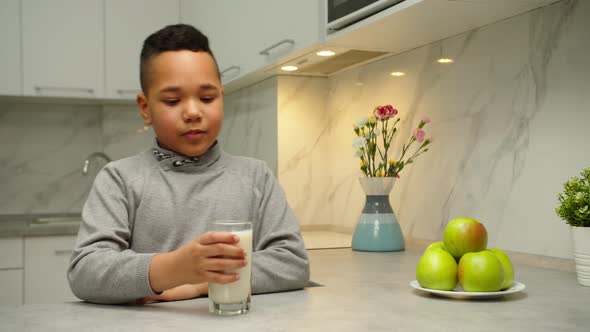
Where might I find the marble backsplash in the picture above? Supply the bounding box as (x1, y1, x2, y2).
(0, 101, 153, 214)
(277, 0, 590, 259)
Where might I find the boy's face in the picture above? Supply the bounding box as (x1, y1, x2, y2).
(137, 50, 223, 157)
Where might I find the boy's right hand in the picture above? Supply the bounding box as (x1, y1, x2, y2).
(148, 232, 247, 293)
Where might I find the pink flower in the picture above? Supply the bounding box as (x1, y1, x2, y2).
(413, 129, 426, 143)
(373, 105, 398, 120)
(422, 116, 431, 124)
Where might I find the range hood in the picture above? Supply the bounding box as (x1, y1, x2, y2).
(266, 47, 390, 77)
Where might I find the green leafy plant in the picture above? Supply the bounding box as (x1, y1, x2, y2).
(556, 167, 590, 227)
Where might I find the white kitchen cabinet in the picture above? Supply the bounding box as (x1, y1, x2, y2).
(0, 0, 21, 96)
(0, 237, 24, 306)
(22, 0, 104, 98)
(0, 270, 23, 306)
(105, 0, 180, 99)
(24, 235, 77, 304)
(180, 0, 321, 87)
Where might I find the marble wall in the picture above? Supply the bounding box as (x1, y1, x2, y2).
(0, 101, 153, 214)
(220, 77, 279, 175)
(278, 0, 589, 259)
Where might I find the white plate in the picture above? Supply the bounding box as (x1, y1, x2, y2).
(410, 280, 526, 299)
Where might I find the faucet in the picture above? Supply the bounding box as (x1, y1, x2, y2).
(82, 152, 112, 175)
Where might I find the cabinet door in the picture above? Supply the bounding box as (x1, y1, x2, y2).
(180, 0, 320, 85)
(180, 0, 244, 83)
(24, 235, 77, 304)
(0, 270, 23, 306)
(22, 0, 104, 98)
(105, 0, 180, 99)
(245, 0, 321, 70)
(0, 0, 21, 96)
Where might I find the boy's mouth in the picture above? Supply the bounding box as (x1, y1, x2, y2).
(182, 129, 206, 140)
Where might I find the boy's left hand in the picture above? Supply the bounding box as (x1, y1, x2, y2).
(137, 283, 208, 304)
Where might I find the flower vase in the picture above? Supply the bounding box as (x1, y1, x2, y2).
(352, 177, 405, 252)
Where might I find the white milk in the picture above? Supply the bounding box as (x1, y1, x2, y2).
(209, 229, 253, 303)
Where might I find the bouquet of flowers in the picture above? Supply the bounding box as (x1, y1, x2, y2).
(352, 105, 432, 177)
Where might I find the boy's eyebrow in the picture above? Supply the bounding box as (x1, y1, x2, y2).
(158, 84, 219, 94)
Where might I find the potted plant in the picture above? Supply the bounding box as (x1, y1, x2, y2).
(350, 105, 433, 252)
(556, 167, 590, 286)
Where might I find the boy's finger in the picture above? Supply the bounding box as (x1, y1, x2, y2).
(205, 257, 247, 271)
(203, 243, 246, 258)
(199, 231, 240, 245)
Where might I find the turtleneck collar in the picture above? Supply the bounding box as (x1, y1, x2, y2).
(151, 140, 222, 172)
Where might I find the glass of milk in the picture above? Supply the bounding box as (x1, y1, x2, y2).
(208, 220, 253, 316)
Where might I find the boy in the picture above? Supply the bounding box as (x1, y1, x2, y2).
(67, 24, 309, 304)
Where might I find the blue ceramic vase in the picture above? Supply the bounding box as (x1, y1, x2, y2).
(352, 177, 405, 252)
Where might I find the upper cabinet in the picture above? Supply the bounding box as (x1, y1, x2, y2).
(22, 0, 104, 98)
(0, 0, 22, 96)
(105, 0, 180, 100)
(180, 0, 322, 92)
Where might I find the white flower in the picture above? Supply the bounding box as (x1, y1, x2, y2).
(354, 149, 364, 158)
(352, 136, 366, 149)
(355, 117, 368, 129)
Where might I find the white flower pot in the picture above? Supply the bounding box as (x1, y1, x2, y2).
(571, 226, 590, 287)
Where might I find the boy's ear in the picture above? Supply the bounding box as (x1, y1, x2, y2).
(137, 93, 152, 126)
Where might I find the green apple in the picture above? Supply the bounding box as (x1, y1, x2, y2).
(443, 217, 488, 260)
(490, 248, 514, 290)
(425, 241, 447, 252)
(458, 250, 504, 292)
(416, 248, 458, 291)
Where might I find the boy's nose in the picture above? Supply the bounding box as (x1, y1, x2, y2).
(182, 100, 203, 122)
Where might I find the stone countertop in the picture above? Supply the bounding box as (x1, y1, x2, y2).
(0, 214, 81, 237)
(1, 246, 589, 331)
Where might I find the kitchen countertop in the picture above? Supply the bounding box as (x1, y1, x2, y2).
(1, 244, 589, 331)
(0, 213, 81, 237)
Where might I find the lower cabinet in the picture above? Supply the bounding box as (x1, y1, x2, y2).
(0, 269, 23, 306)
(24, 235, 78, 304)
(0, 236, 24, 306)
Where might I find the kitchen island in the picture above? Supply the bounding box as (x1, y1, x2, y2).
(1, 246, 589, 331)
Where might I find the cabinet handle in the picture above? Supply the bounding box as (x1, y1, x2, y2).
(54, 249, 74, 256)
(116, 89, 139, 95)
(259, 39, 295, 56)
(35, 86, 94, 95)
(220, 65, 240, 78)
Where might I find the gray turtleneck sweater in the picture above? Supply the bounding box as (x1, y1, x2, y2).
(67, 142, 309, 304)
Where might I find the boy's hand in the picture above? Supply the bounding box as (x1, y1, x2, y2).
(137, 283, 208, 304)
(148, 232, 247, 293)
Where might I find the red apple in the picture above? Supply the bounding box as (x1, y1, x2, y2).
(443, 217, 488, 260)
(458, 250, 504, 292)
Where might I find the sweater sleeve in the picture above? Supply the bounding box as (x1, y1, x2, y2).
(251, 162, 310, 294)
(67, 164, 159, 304)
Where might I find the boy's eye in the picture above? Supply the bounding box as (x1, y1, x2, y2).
(201, 95, 216, 103)
(163, 99, 179, 106)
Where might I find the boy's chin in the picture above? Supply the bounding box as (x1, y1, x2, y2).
(172, 143, 212, 157)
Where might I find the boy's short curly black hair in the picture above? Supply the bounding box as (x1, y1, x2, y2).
(140, 24, 219, 94)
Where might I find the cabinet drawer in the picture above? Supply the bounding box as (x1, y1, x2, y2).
(24, 235, 78, 304)
(0, 237, 24, 269)
(0, 269, 23, 306)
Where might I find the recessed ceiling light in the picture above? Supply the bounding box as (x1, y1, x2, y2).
(316, 50, 336, 57)
(437, 58, 454, 64)
(390, 71, 405, 77)
(281, 65, 298, 72)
